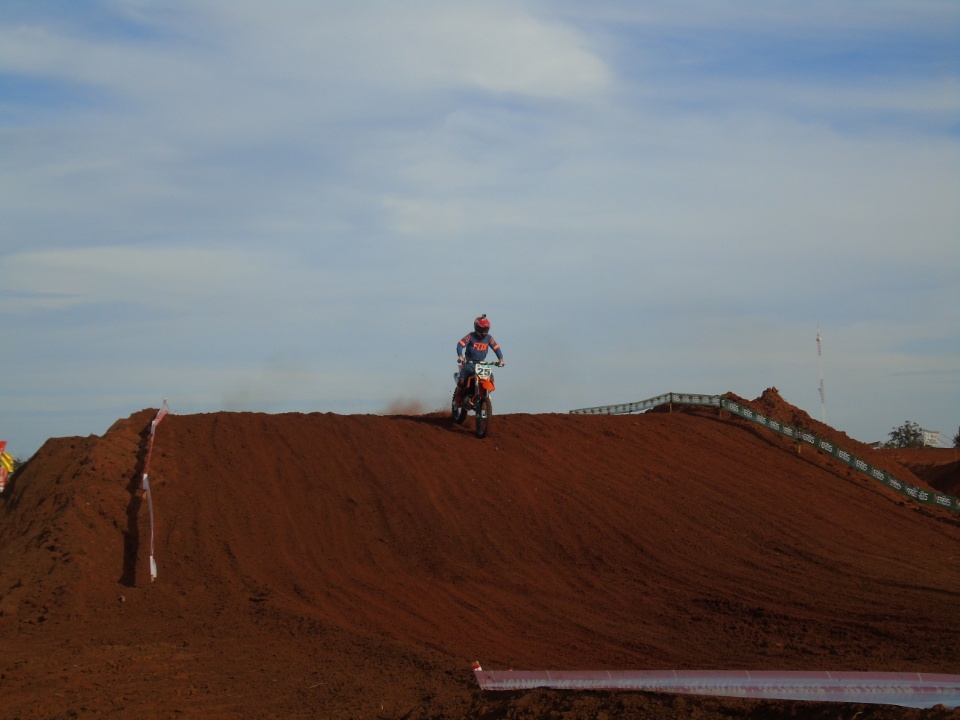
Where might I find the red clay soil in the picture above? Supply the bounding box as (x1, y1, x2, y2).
(879, 448, 960, 497)
(1, 389, 959, 720)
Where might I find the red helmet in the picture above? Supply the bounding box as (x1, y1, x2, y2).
(474, 314, 490, 336)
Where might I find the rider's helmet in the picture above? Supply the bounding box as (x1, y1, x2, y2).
(474, 314, 490, 337)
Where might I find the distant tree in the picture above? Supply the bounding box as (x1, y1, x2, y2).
(954, 426, 960, 449)
(884, 420, 925, 448)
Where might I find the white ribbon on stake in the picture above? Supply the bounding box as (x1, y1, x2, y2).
(141, 398, 169, 582)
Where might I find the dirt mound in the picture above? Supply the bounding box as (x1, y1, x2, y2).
(729, 387, 936, 492)
(2, 394, 959, 720)
(880, 447, 960, 496)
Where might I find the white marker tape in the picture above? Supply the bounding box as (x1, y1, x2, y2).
(472, 668, 960, 709)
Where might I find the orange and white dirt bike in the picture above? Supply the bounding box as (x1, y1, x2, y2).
(451, 360, 500, 438)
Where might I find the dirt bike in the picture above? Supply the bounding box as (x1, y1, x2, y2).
(451, 360, 500, 438)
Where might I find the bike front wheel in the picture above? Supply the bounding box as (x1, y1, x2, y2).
(474, 397, 492, 438)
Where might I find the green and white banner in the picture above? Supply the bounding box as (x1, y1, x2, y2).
(571, 393, 960, 514)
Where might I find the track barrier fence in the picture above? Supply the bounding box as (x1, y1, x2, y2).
(570, 393, 960, 514)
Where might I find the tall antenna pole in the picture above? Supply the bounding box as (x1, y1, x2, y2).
(817, 326, 826, 423)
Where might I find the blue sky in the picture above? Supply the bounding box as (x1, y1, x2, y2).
(1, 0, 958, 458)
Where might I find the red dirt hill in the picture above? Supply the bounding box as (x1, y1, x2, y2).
(880, 448, 960, 497)
(1, 392, 959, 720)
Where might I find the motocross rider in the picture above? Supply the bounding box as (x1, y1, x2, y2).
(454, 314, 504, 407)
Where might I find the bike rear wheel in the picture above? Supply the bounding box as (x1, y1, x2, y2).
(475, 397, 492, 438)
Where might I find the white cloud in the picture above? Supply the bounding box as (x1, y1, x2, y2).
(0, 0, 957, 457)
(0, 245, 259, 312)
(202, 2, 610, 96)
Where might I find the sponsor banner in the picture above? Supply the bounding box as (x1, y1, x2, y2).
(718, 398, 959, 515)
(934, 493, 958, 511)
(569, 392, 960, 513)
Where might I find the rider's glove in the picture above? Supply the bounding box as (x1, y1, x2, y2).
(497, 359, 505, 367)
(457, 355, 465, 365)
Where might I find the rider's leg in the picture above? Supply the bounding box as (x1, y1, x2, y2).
(453, 366, 468, 406)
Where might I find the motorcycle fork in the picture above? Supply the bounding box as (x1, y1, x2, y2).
(474, 380, 485, 407)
